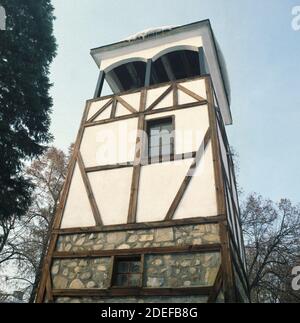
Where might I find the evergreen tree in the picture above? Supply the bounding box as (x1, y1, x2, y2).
(0, 1, 57, 222)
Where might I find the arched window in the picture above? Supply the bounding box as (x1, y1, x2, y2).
(150, 50, 202, 85)
(105, 61, 147, 94)
(96, 49, 207, 97)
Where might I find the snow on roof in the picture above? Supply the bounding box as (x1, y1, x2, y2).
(123, 26, 177, 42)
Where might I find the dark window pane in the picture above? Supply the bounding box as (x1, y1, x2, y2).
(128, 274, 141, 287)
(150, 50, 200, 86)
(130, 262, 141, 273)
(113, 257, 142, 287)
(115, 274, 128, 287)
(109, 61, 147, 93)
(116, 261, 129, 273)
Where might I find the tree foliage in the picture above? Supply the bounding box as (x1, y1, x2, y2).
(0, 0, 57, 222)
(0, 147, 69, 302)
(241, 194, 300, 303)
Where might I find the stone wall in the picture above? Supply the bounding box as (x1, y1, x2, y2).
(51, 252, 221, 290)
(52, 258, 111, 290)
(51, 223, 222, 303)
(56, 223, 220, 253)
(145, 253, 220, 288)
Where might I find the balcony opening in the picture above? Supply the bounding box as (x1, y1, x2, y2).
(101, 49, 206, 96)
(105, 61, 147, 94)
(151, 50, 201, 85)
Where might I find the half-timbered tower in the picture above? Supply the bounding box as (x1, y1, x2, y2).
(36, 20, 249, 303)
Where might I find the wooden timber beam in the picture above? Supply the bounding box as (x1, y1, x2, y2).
(88, 74, 209, 105)
(173, 83, 178, 106)
(85, 162, 134, 173)
(77, 152, 103, 227)
(116, 96, 138, 114)
(93, 70, 105, 99)
(87, 98, 113, 123)
(53, 244, 221, 259)
(144, 59, 152, 87)
(52, 287, 213, 298)
(53, 214, 226, 235)
(84, 152, 196, 174)
(127, 89, 147, 224)
(146, 85, 173, 111)
(110, 98, 117, 119)
(35, 101, 92, 303)
(198, 47, 207, 75)
(177, 83, 207, 102)
(164, 127, 212, 221)
(84, 101, 207, 128)
(207, 266, 223, 303)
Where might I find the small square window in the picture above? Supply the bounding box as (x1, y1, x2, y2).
(112, 256, 142, 288)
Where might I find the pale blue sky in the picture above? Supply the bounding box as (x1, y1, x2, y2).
(49, 0, 300, 203)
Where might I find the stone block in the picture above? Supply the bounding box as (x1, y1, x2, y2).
(69, 279, 85, 289)
(155, 228, 174, 242)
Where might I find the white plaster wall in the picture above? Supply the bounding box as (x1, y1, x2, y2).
(119, 92, 141, 111)
(80, 118, 138, 168)
(178, 90, 198, 105)
(137, 159, 194, 223)
(88, 168, 133, 226)
(174, 142, 218, 219)
(61, 163, 96, 229)
(146, 105, 209, 155)
(115, 102, 130, 117)
(152, 90, 173, 110)
(182, 79, 207, 100)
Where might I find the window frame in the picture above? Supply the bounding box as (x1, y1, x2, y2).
(144, 115, 175, 164)
(110, 255, 144, 289)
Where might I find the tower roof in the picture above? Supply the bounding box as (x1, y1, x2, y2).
(91, 20, 232, 125)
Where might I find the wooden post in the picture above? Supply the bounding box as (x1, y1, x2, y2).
(145, 59, 152, 87)
(198, 47, 207, 75)
(94, 70, 105, 98)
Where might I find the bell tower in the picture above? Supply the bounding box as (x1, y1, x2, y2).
(36, 20, 249, 303)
